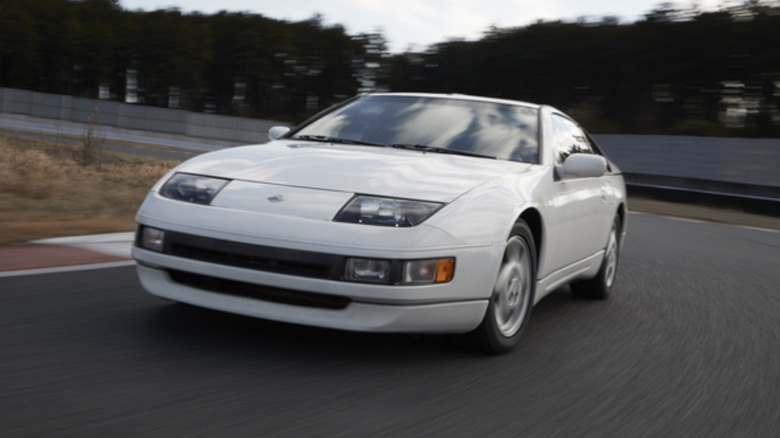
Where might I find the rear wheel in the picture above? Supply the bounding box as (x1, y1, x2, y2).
(571, 216, 620, 299)
(469, 220, 536, 354)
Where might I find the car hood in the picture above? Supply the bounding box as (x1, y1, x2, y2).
(175, 139, 533, 203)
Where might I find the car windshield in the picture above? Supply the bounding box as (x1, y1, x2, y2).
(291, 95, 539, 163)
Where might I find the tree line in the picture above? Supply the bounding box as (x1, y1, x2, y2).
(1, 0, 779, 136)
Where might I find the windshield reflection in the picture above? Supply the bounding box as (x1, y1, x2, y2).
(294, 96, 539, 163)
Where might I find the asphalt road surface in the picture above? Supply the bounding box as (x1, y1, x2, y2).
(2, 212, 779, 437)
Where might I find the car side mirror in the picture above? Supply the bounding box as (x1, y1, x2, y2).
(268, 126, 291, 141)
(557, 153, 607, 180)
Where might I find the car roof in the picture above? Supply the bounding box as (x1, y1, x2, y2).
(362, 92, 542, 110)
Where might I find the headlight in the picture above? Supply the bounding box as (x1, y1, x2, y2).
(138, 226, 165, 252)
(345, 258, 392, 283)
(159, 173, 229, 205)
(334, 196, 443, 227)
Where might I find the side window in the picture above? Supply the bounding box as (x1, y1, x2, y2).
(551, 114, 593, 165)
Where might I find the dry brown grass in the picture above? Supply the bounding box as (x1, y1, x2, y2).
(0, 134, 178, 244)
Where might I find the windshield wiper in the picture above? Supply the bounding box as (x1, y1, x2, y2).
(294, 136, 495, 159)
(388, 144, 495, 159)
(294, 135, 384, 147)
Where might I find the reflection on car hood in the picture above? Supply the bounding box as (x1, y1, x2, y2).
(176, 140, 533, 202)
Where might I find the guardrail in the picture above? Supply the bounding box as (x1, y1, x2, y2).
(2, 87, 778, 216)
(593, 135, 780, 216)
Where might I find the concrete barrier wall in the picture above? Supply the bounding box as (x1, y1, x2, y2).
(2, 87, 778, 196)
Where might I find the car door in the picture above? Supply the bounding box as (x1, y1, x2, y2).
(546, 114, 613, 270)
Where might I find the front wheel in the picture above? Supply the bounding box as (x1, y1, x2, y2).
(468, 220, 536, 354)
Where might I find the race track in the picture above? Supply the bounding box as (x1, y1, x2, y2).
(2, 212, 779, 437)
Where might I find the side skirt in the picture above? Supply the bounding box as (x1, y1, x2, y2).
(534, 250, 604, 304)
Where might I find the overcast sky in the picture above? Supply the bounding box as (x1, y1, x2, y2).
(119, 0, 725, 52)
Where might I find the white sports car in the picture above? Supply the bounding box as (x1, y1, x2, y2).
(133, 93, 627, 353)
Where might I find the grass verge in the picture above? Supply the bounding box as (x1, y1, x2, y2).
(1, 132, 777, 246)
(628, 197, 780, 230)
(0, 133, 177, 245)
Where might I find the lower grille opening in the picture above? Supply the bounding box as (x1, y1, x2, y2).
(167, 269, 351, 310)
(169, 242, 334, 279)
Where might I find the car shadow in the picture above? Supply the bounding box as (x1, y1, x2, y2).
(139, 285, 606, 363)
(142, 301, 474, 360)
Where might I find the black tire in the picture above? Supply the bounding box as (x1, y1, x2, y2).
(571, 216, 621, 299)
(468, 220, 536, 354)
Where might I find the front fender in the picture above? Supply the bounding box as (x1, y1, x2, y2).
(425, 166, 550, 245)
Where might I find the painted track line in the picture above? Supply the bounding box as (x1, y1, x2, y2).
(0, 260, 136, 278)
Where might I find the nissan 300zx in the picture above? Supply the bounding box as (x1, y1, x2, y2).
(132, 93, 627, 353)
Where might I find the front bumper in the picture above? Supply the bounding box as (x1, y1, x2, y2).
(135, 263, 488, 333)
(133, 201, 501, 333)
